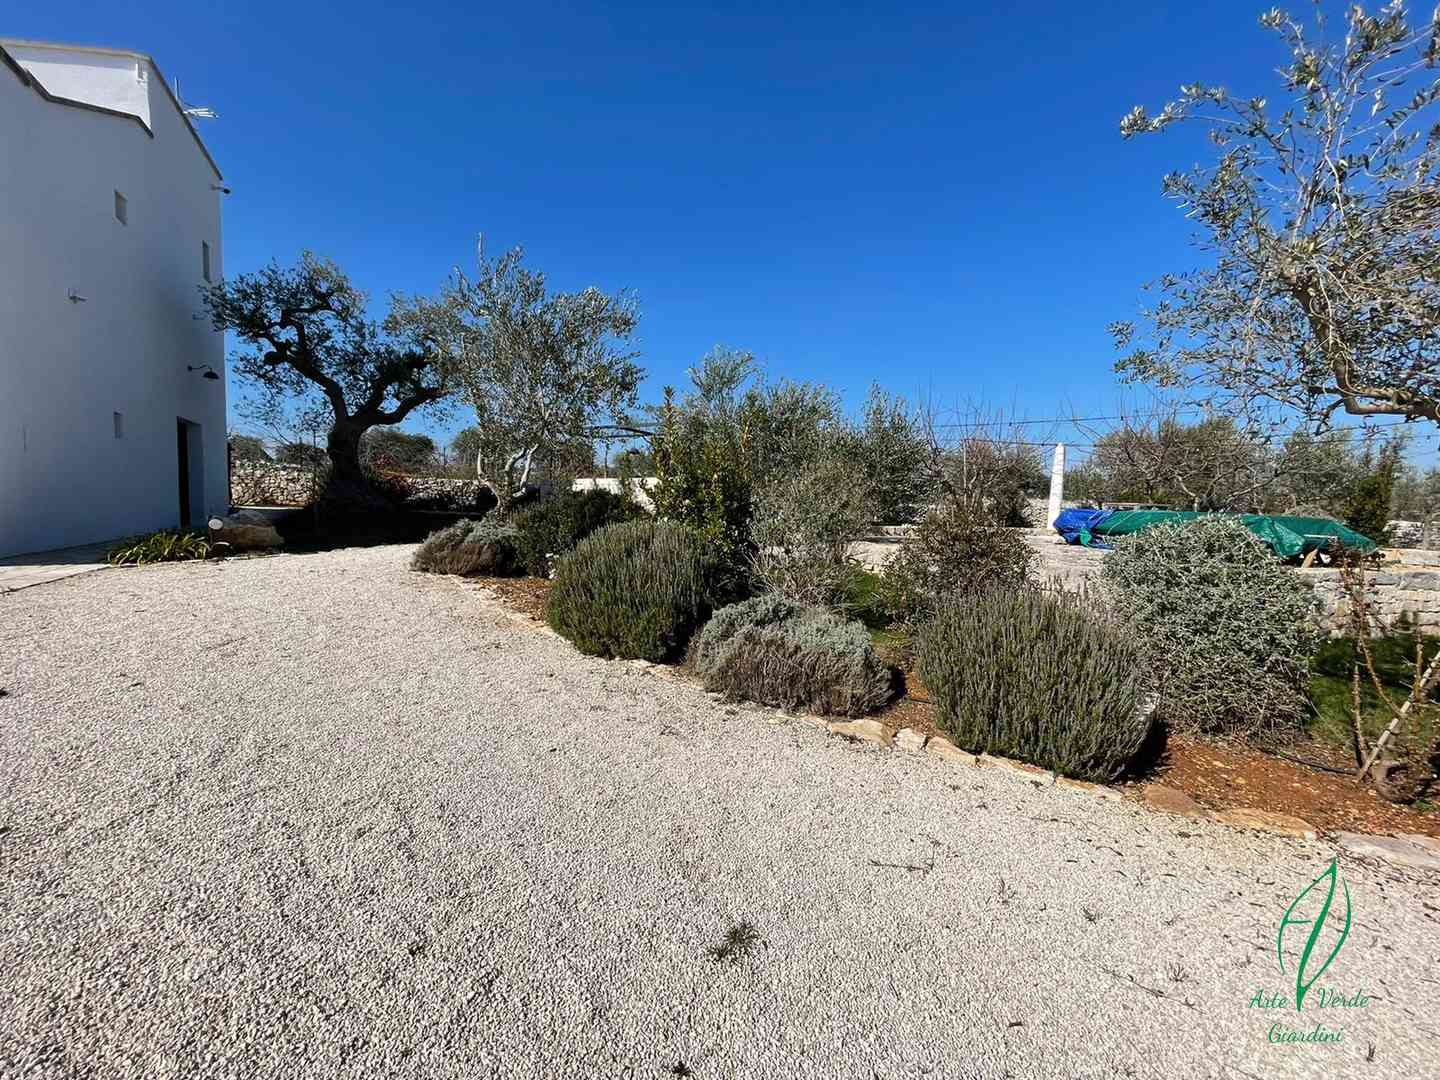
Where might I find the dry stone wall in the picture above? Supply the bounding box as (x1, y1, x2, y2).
(850, 527, 1440, 635)
(231, 461, 318, 507)
(230, 460, 491, 510)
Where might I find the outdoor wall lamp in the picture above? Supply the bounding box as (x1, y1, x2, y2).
(187, 364, 221, 381)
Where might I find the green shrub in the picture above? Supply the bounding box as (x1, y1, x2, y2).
(513, 489, 645, 577)
(546, 520, 730, 661)
(651, 387, 753, 565)
(748, 458, 872, 609)
(107, 530, 213, 565)
(410, 518, 520, 577)
(878, 502, 1036, 642)
(693, 594, 895, 716)
(916, 590, 1151, 782)
(1100, 515, 1320, 737)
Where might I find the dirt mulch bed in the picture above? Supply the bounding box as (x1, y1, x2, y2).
(877, 670, 942, 739)
(467, 581, 1438, 838)
(877, 669, 1438, 838)
(474, 576, 551, 623)
(1152, 735, 1439, 839)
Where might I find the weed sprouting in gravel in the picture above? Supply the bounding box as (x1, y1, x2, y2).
(997, 879, 1017, 905)
(709, 919, 761, 965)
(1166, 961, 1189, 983)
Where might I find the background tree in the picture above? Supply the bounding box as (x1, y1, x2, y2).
(275, 442, 328, 468)
(1392, 461, 1440, 520)
(412, 243, 641, 514)
(361, 429, 438, 474)
(1271, 428, 1369, 514)
(1079, 412, 1275, 510)
(1113, 4, 1440, 429)
(206, 253, 450, 506)
(840, 387, 932, 523)
(1343, 439, 1403, 542)
(916, 404, 1048, 526)
(613, 446, 654, 477)
(227, 434, 270, 462)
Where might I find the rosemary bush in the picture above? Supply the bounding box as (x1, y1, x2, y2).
(546, 520, 729, 661)
(693, 594, 895, 716)
(916, 589, 1151, 782)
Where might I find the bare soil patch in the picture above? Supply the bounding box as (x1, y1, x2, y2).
(476, 576, 551, 622)
(1151, 734, 1439, 838)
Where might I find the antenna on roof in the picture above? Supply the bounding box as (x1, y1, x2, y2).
(173, 77, 218, 121)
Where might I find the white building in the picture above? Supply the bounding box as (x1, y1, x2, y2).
(0, 39, 227, 558)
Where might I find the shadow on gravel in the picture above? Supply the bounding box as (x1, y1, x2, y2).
(263, 509, 489, 555)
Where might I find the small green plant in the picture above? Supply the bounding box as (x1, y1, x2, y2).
(106, 530, 213, 565)
(1100, 515, 1320, 738)
(410, 518, 521, 577)
(915, 589, 1151, 782)
(708, 919, 761, 965)
(546, 520, 730, 661)
(512, 488, 645, 577)
(693, 594, 895, 716)
(878, 502, 1036, 646)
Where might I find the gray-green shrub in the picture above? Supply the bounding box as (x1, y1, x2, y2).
(1099, 515, 1320, 737)
(693, 594, 894, 716)
(410, 518, 521, 577)
(546, 520, 728, 661)
(916, 590, 1150, 782)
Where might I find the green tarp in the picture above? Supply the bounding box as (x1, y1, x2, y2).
(1069, 510, 1377, 558)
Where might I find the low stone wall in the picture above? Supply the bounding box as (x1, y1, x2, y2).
(230, 460, 491, 510)
(850, 527, 1440, 635)
(1387, 519, 1440, 550)
(231, 461, 319, 507)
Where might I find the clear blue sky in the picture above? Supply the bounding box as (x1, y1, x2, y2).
(19, 1, 1424, 462)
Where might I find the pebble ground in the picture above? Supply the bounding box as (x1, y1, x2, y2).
(1, 545, 1436, 1079)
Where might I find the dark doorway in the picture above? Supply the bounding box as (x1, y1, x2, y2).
(177, 419, 204, 531)
(177, 420, 191, 530)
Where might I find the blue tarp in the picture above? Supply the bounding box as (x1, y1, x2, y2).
(1054, 508, 1113, 547)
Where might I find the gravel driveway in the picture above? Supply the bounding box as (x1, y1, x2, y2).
(1, 545, 1436, 1079)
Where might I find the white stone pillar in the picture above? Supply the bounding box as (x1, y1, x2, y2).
(1046, 443, 1066, 534)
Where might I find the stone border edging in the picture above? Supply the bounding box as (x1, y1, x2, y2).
(448, 574, 1401, 852)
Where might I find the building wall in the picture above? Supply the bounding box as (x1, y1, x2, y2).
(0, 46, 226, 556)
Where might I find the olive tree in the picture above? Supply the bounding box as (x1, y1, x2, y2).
(206, 254, 450, 506)
(1078, 411, 1277, 511)
(1113, 4, 1440, 428)
(412, 243, 642, 514)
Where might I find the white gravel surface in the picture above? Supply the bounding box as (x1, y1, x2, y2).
(1, 544, 1437, 1080)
